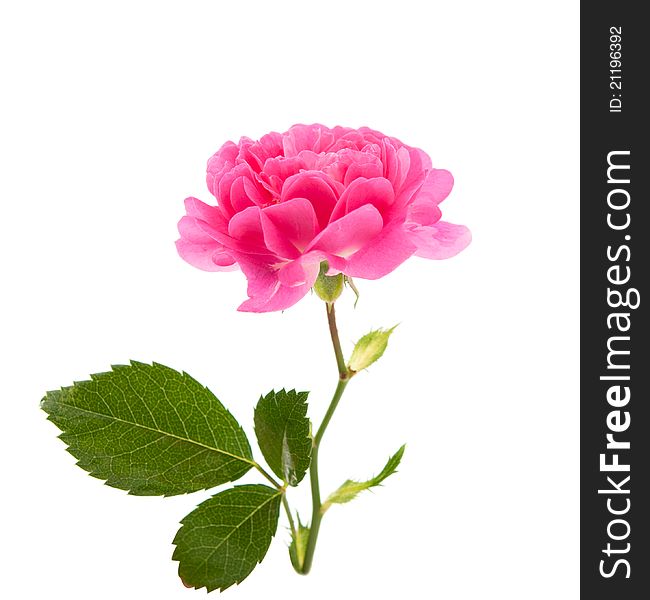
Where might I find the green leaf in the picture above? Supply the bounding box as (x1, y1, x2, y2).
(322, 444, 405, 512)
(254, 389, 311, 486)
(40, 361, 254, 496)
(172, 484, 282, 592)
(289, 514, 310, 573)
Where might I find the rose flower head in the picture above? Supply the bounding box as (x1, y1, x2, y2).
(176, 124, 471, 312)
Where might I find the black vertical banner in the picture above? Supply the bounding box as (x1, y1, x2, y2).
(581, 2, 649, 599)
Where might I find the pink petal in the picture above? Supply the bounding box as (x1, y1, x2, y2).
(178, 215, 215, 244)
(229, 177, 255, 212)
(263, 156, 305, 186)
(206, 141, 239, 197)
(192, 215, 273, 257)
(237, 136, 264, 172)
(217, 163, 254, 218)
(381, 140, 405, 188)
(330, 177, 395, 222)
(256, 131, 284, 156)
(238, 283, 312, 312)
(411, 221, 472, 259)
(394, 147, 411, 191)
(185, 197, 233, 235)
(308, 204, 383, 258)
(184, 197, 225, 225)
(175, 239, 237, 272)
(259, 217, 299, 259)
(358, 126, 387, 145)
(281, 171, 341, 229)
(261, 197, 319, 257)
(238, 132, 284, 174)
(233, 255, 314, 313)
(394, 147, 430, 204)
(277, 253, 321, 287)
(344, 221, 416, 279)
(419, 169, 454, 206)
(243, 176, 271, 206)
(407, 201, 442, 227)
(283, 124, 335, 157)
(413, 147, 433, 172)
(342, 152, 383, 186)
(227, 206, 265, 246)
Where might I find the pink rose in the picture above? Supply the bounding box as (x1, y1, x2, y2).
(176, 124, 471, 312)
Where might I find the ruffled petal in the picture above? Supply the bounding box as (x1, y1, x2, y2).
(281, 171, 341, 229)
(262, 155, 305, 184)
(330, 177, 395, 222)
(178, 215, 214, 244)
(175, 238, 237, 272)
(342, 152, 383, 186)
(227, 206, 265, 246)
(394, 146, 430, 204)
(184, 196, 226, 225)
(216, 163, 255, 218)
(177, 199, 238, 271)
(407, 201, 442, 227)
(418, 169, 454, 206)
(307, 204, 383, 258)
(411, 221, 472, 259)
(206, 141, 239, 197)
(260, 197, 319, 258)
(277, 253, 322, 287)
(234, 254, 315, 313)
(191, 215, 272, 257)
(229, 177, 255, 212)
(282, 124, 335, 157)
(344, 221, 416, 279)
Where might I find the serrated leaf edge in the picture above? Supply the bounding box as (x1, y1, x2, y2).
(253, 388, 311, 486)
(40, 360, 256, 495)
(172, 485, 283, 592)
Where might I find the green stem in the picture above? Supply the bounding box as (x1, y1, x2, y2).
(315, 377, 349, 447)
(327, 303, 348, 379)
(282, 493, 297, 540)
(301, 304, 351, 574)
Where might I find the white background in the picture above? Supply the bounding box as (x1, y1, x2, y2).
(0, 1, 579, 598)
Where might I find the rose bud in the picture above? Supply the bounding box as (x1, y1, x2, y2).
(348, 326, 397, 374)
